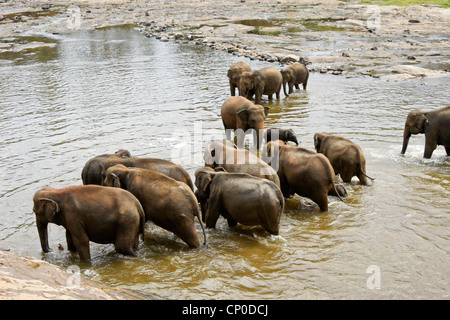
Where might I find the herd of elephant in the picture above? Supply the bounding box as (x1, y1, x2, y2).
(32, 61, 450, 262)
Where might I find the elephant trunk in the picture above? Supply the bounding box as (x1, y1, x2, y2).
(401, 128, 411, 154)
(254, 123, 265, 150)
(37, 221, 51, 253)
(283, 81, 289, 97)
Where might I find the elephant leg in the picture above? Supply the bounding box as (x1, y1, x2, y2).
(289, 82, 294, 94)
(173, 220, 200, 248)
(227, 218, 237, 228)
(446, 147, 450, 156)
(205, 197, 221, 229)
(65, 230, 77, 252)
(115, 226, 139, 255)
(71, 231, 91, 261)
(340, 169, 354, 183)
(423, 138, 437, 159)
(357, 172, 368, 186)
(294, 84, 299, 89)
(268, 94, 273, 100)
(315, 193, 329, 212)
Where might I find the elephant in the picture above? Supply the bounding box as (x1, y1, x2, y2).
(239, 67, 283, 104)
(103, 164, 206, 248)
(280, 62, 309, 96)
(194, 167, 284, 235)
(32, 185, 145, 261)
(314, 132, 374, 185)
(220, 96, 270, 149)
(203, 140, 280, 188)
(264, 128, 299, 145)
(401, 106, 450, 159)
(265, 140, 344, 211)
(81, 150, 193, 190)
(227, 61, 252, 96)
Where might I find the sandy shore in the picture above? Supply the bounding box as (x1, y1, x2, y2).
(0, 0, 449, 300)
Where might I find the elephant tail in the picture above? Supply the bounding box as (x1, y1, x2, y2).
(137, 202, 145, 241)
(361, 169, 375, 181)
(194, 204, 207, 247)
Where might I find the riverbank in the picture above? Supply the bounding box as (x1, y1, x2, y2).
(1, 0, 449, 79)
(0, 249, 153, 299)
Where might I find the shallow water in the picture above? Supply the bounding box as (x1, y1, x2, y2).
(1, 25, 449, 299)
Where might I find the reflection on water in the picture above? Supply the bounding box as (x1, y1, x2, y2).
(0, 26, 449, 299)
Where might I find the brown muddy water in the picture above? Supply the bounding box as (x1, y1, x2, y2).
(1, 25, 449, 299)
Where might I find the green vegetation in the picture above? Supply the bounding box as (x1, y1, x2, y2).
(247, 27, 281, 36)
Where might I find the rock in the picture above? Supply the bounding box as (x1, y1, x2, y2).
(280, 54, 300, 64)
(0, 250, 152, 300)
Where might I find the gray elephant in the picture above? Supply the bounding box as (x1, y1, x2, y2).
(204, 140, 280, 188)
(265, 140, 344, 211)
(239, 67, 283, 104)
(195, 167, 284, 235)
(103, 164, 206, 248)
(314, 132, 374, 185)
(227, 61, 252, 96)
(264, 128, 299, 145)
(220, 96, 270, 149)
(280, 62, 309, 96)
(401, 106, 450, 159)
(33, 185, 145, 261)
(81, 150, 193, 190)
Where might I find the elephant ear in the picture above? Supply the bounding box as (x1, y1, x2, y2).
(110, 172, 121, 188)
(313, 133, 322, 151)
(196, 171, 212, 193)
(418, 114, 429, 133)
(237, 108, 249, 124)
(39, 198, 60, 221)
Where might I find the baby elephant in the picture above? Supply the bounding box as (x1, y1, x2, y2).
(33, 185, 145, 261)
(314, 132, 374, 185)
(264, 128, 299, 145)
(103, 164, 206, 248)
(195, 167, 284, 235)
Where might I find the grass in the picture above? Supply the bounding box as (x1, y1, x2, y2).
(247, 27, 281, 36)
(348, 0, 449, 7)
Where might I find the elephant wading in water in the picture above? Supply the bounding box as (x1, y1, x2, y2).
(401, 106, 450, 159)
(195, 167, 284, 235)
(33, 185, 145, 261)
(314, 132, 374, 185)
(239, 67, 283, 104)
(81, 149, 193, 190)
(204, 140, 280, 188)
(264, 128, 299, 145)
(265, 140, 344, 211)
(280, 62, 309, 96)
(103, 164, 206, 248)
(220, 96, 270, 149)
(227, 61, 251, 96)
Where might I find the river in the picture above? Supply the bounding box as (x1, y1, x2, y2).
(0, 25, 449, 299)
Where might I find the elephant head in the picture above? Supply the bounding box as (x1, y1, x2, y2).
(236, 103, 270, 148)
(103, 164, 130, 188)
(32, 188, 61, 253)
(401, 110, 429, 154)
(314, 132, 329, 152)
(239, 71, 263, 100)
(280, 67, 295, 96)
